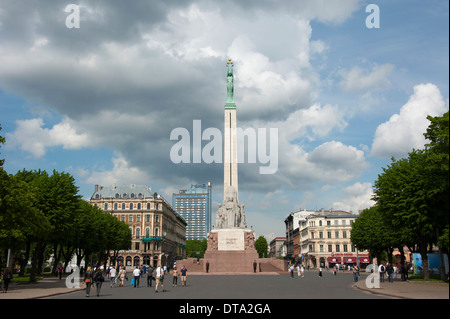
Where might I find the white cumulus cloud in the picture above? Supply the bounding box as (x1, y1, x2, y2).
(371, 83, 448, 158)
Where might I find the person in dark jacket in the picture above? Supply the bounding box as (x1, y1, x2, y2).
(93, 268, 104, 296)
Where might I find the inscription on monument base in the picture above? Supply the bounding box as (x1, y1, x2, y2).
(217, 230, 245, 251)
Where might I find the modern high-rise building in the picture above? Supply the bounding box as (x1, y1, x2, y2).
(173, 182, 212, 240)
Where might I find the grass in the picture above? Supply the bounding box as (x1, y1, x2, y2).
(408, 273, 448, 282)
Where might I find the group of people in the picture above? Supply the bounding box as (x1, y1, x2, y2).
(288, 263, 305, 278)
(83, 264, 188, 297)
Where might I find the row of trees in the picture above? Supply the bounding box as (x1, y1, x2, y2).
(0, 126, 131, 281)
(351, 112, 449, 280)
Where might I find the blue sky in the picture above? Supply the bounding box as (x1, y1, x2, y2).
(0, 0, 448, 238)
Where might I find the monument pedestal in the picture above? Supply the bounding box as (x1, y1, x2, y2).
(204, 229, 259, 273)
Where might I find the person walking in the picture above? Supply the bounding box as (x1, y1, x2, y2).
(147, 266, 154, 287)
(180, 265, 188, 287)
(155, 264, 165, 293)
(84, 266, 94, 297)
(172, 266, 180, 287)
(94, 268, 104, 297)
(206, 261, 210, 273)
(318, 267, 323, 277)
(300, 264, 305, 278)
(58, 265, 63, 280)
(133, 266, 140, 288)
(289, 264, 294, 278)
(333, 265, 337, 276)
(378, 263, 386, 283)
(352, 264, 360, 282)
(118, 266, 127, 287)
(109, 265, 116, 287)
(1, 268, 12, 293)
(386, 263, 394, 283)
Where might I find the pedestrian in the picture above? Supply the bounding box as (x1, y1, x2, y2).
(253, 260, 257, 273)
(206, 261, 210, 273)
(352, 264, 360, 282)
(180, 265, 188, 287)
(94, 268, 104, 297)
(289, 264, 294, 278)
(300, 264, 305, 278)
(147, 266, 154, 287)
(296, 264, 301, 277)
(155, 264, 165, 293)
(109, 265, 116, 287)
(118, 266, 127, 287)
(172, 266, 179, 287)
(318, 267, 323, 277)
(58, 265, 63, 280)
(333, 265, 337, 276)
(378, 263, 386, 282)
(386, 263, 394, 283)
(84, 266, 94, 297)
(1, 268, 12, 293)
(133, 266, 140, 287)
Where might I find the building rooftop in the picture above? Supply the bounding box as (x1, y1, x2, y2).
(91, 184, 155, 200)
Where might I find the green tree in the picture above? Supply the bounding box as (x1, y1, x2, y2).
(255, 236, 268, 258)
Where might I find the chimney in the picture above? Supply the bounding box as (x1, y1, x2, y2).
(95, 185, 99, 192)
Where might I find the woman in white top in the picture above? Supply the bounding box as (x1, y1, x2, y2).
(155, 265, 165, 293)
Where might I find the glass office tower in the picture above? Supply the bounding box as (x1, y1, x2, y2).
(173, 182, 212, 240)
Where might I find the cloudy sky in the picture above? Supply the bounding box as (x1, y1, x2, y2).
(0, 0, 448, 238)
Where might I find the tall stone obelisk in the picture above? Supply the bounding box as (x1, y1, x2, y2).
(215, 59, 246, 230)
(204, 59, 257, 273)
(224, 59, 239, 200)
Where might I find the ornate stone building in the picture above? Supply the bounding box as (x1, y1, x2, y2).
(297, 209, 370, 269)
(90, 184, 186, 268)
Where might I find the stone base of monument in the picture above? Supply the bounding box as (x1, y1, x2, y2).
(203, 229, 259, 273)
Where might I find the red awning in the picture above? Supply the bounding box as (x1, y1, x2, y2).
(345, 257, 356, 263)
(327, 257, 341, 263)
(359, 257, 370, 263)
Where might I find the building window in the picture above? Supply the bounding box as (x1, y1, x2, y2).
(328, 245, 333, 252)
(146, 214, 150, 223)
(115, 193, 120, 199)
(155, 228, 159, 237)
(146, 228, 150, 237)
(319, 231, 323, 239)
(123, 193, 128, 198)
(131, 193, 135, 198)
(327, 231, 332, 239)
(121, 215, 125, 222)
(327, 221, 331, 226)
(135, 242, 140, 250)
(319, 220, 322, 226)
(320, 245, 324, 252)
(343, 231, 347, 238)
(137, 203, 141, 210)
(335, 231, 339, 238)
(137, 215, 141, 223)
(95, 194, 100, 199)
(138, 193, 143, 198)
(147, 203, 151, 209)
(343, 244, 348, 252)
(104, 203, 108, 210)
(130, 203, 133, 210)
(122, 203, 125, 210)
(335, 245, 340, 252)
(128, 215, 133, 223)
(334, 220, 339, 225)
(114, 203, 118, 210)
(136, 228, 140, 239)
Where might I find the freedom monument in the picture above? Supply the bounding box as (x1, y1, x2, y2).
(203, 60, 259, 272)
